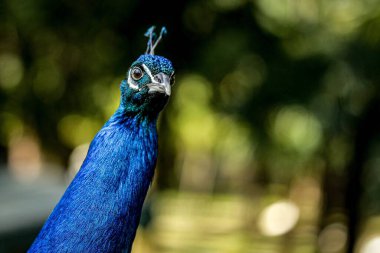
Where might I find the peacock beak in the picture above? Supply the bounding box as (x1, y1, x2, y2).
(147, 73, 171, 96)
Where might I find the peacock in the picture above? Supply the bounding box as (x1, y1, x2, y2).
(28, 26, 175, 253)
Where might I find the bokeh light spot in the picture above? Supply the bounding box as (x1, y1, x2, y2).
(173, 74, 216, 150)
(258, 200, 300, 236)
(58, 115, 101, 148)
(360, 236, 380, 253)
(0, 112, 24, 146)
(0, 53, 24, 90)
(318, 223, 347, 253)
(271, 105, 322, 154)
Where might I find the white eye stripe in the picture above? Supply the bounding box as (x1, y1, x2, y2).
(127, 64, 164, 90)
(141, 64, 158, 83)
(127, 69, 139, 90)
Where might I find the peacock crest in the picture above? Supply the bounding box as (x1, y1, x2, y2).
(145, 26, 167, 55)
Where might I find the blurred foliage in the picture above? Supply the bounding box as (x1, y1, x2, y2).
(1, 0, 380, 252)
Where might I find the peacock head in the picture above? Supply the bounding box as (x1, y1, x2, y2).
(120, 26, 175, 115)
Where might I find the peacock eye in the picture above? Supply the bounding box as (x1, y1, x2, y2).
(170, 73, 175, 86)
(131, 67, 143, 80)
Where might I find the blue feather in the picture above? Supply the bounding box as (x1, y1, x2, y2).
(29, 29, 175, 251)
(30, 110, 158, 252)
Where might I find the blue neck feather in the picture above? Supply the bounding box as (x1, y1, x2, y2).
(30, 25, 174, 252)
(29, 103, 159, 253)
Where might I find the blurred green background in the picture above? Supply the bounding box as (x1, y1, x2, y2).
(1, 0, 380, 252)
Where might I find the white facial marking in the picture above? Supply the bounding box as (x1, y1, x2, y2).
(142, 64, 158, 83)
(127, 69, 139, 90)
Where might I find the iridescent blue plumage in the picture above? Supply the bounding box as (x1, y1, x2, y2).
(29, 27, 174, 253)
(134, 54, 173, 76)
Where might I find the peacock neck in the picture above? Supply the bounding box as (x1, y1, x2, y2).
(29, 103, 160, 253)
(108, 103, 160, 128)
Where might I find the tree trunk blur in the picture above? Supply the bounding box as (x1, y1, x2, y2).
(345, 95, 380, 253)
